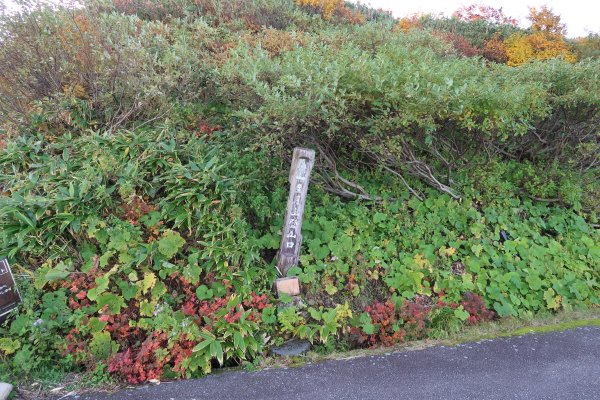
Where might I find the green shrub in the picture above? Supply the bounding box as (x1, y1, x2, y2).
(281, 186, 599, 318)
(220, 28, 599, 204)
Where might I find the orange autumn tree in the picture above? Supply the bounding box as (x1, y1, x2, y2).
(527, 5, 566, 34)
(395, 14, 423, 32)
(505, 6, 575, 66)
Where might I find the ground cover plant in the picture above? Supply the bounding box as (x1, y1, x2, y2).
(0, 0, 598, 391)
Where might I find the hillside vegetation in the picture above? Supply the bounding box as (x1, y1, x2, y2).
(0, 0, 598, 387)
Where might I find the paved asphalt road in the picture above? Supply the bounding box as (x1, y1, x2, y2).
(69, 326, 600, 400)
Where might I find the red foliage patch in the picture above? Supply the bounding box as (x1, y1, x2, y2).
(108, 332, 169, 384)
(351, 301, 405, 347)
(171, 338, 197, 373)
(352, 292, 494, 348)
(435, 31, 483, 58)
(107, 331, 198, 384)
(169, 275, 270, 327)
(399, 298, 430, 340)
(196, 120, 221, 138)
(63, 267, 98, 310)
(461, 292, 495, 324)
(104, 303, 144, 347)
(65, 328, 88, 361)
(243, 292, 270, 322)
(106, 280, 272, 383)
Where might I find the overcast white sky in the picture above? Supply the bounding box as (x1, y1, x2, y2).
(2, 0, 599, 37)
(353, 0, 599, 37)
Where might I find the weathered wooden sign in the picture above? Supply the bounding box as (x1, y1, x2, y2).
(0, 259, 20, 318)
(276, 148, 315, 282)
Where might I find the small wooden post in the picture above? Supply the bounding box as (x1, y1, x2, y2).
(275, 148, 315, 296)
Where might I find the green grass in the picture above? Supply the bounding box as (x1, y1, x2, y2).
(451, 309, 599, 339)
(509, 319, 600, 335)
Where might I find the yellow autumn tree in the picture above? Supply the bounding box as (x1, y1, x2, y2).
(295, 0, 343, 20)
(505, 6, 575, 66)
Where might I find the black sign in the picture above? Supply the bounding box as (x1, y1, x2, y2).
(0, 259, 20, 317)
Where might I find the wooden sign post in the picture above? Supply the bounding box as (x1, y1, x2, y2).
(0, 259, 20, 320)
(275, 148, 315, 296)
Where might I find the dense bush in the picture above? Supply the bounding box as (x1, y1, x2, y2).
(0, 5, 213, 131)
(1, 128, 597, 384)
(0, 0, 598, 388)
(221, 28, 599, 204)
(0, 126, 276, 380)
